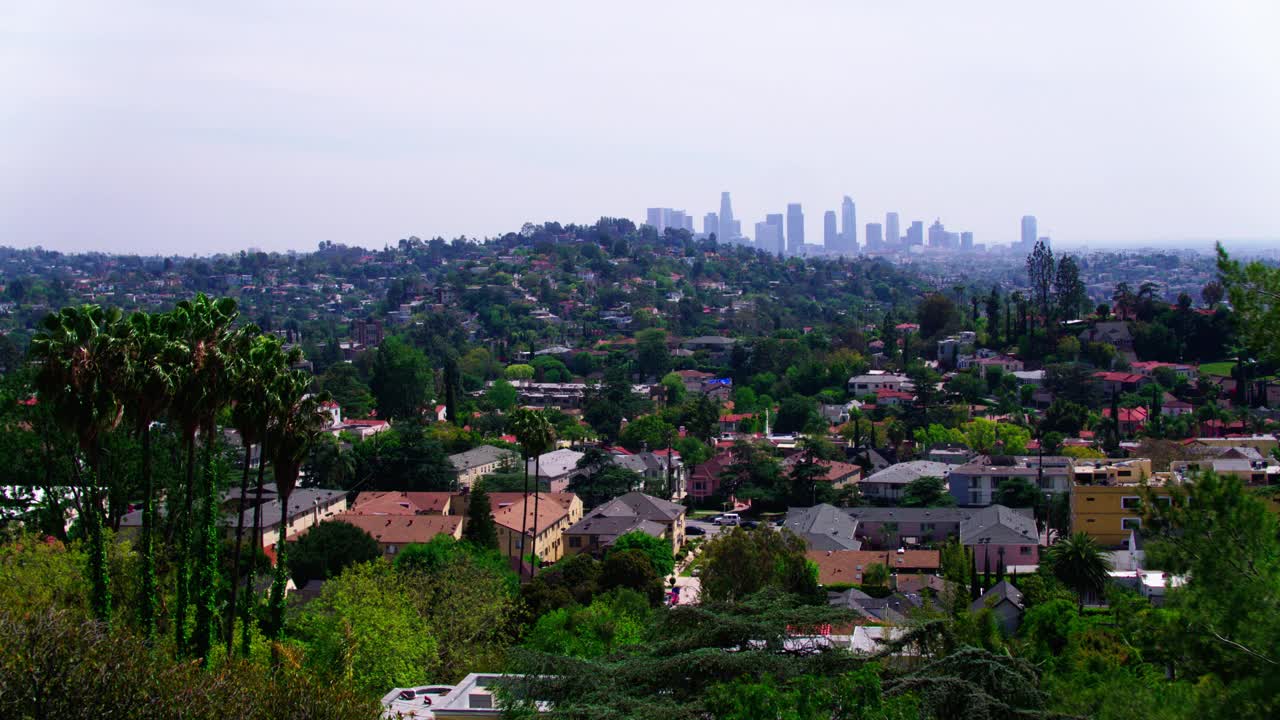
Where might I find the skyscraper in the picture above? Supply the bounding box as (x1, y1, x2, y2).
(960, 231, 974, 250)
(703, 212, 718, 238)
(865, 222, 883, 249)
(907, 220, 924, 246)
(766, 213, 786, 254)
(1021, 216, 1037, 248)
(928, 219, 946, 247)
(755, 221, 781, 253)
(786, 203, 805, 255)
(823, 211, 838, 246)
(841, 196, 857, 252)
(720, 192, 736, 243)
(646, 208, 664, 233)
(669, 210, 687, 234)
(885, 212, 900, 248)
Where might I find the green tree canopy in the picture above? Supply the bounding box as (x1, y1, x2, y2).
(289, 520, 381, 586)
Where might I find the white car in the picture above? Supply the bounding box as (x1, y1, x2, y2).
(713, 513, 741, 526)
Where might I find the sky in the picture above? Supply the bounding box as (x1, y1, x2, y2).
(2, 1, 1279, 254)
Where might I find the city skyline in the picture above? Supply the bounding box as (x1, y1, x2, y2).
(3, 2, 1278, 254)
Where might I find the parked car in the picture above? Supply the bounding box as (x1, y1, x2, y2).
(685, 525, 706, 536)
(713, 513, 741, 526)
(740, 519, 759, 529)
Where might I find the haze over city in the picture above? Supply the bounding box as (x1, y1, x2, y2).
(3, 1, 1279, 254)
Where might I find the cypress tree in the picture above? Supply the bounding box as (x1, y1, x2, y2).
(463, 482, 498, 549)
(983, 543, 993, 589)
(969, 548, 980, 601)
(996, 546, 1006, 583)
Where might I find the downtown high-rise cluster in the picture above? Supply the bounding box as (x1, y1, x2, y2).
(646, 193, 1049, 256)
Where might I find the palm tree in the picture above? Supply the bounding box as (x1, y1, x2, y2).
(1043, 531, 1113, 609)
(119, 311, 177, 642)
(30, 304, 128, 626)
(166, 293, 239, 655)
(510, 408, 555, 578)
(264, 370, 332, 654)
(224, 333, 295, 657)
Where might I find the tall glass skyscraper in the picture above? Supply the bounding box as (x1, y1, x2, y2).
(719, 192, 736, 243)
(841, 196, 857, 252)
(885, 212, 900, 248)
(786, 203, 805, 254)
(823, 211, 838, 247)
(1021, 215, 1037, 247)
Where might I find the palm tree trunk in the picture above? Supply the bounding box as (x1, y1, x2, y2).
(225, 436, 252, 656)
(266, 486, 291, 666)
(79, 447, 111, 628)
(242, 438, 267, 657)
(519, 453, 530, 580)
(529, 458, 542, 576)
(174, 433, 195, 655)
(192, 442, 219, 665)
(138, 424, 157, 643)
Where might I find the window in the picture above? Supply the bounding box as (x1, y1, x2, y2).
(569, 536, 581, 548)
(1120, 496, 1141, 510)
(1121, 517, 1141, 530)
(1019, 546, 1032, 555)
(1153, 496, 1172, 507)
(387, 545, 397, 554)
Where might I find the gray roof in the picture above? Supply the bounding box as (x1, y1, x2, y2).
(844, 506, 978, 525)
(564, 515, 666, 544)
(589, 491, 685, 522)
(959, 505, 1039, 545)
(448, 445, 517, 473)
(119, 485, 346, 531)
(972, 580, 1024, 612)
(828, 588, 923, 623)
(862, 461, 952, 486)
(784, 504, 862, 551)
(683, 335, 736, 346)
(527, 448, 585, 479)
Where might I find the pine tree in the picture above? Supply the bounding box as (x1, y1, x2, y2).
(464, 482, 498, 549)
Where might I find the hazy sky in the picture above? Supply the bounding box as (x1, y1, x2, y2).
(3, 1, 1279, 254)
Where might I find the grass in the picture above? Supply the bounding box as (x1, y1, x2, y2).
(1198, 361, 1234, 377)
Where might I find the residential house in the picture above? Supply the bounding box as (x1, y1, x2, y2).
(527, 448, 587, 492)
(947, 455, 1073, 506)
(349, 490, 453, 516)
(847, 373, 911, 395)
(564, 491, 687, 556)
(844, 506, 982, 548)
(873, 388, 915, 407)
(972, 580, 1025, 634)
(827, 588, 925, 624)
(807, 549, 941, 586)
(780, 455, 862, 489)
(397, 674, 548, 719)
(611, 451, 686, 499)
(1079, 321, 1135, 360)
(1070, 458, 1152, 486)
(120, 484, 348, 551)
(316, 514, 462, 558)
(959, 505, 1040, 572)
(1170, 448, 1279, 485)
(492, 493, 576, 565)
(859, 461, 951, 502)
(1071, 480, 1175, 546)
(1093, 371, 1152, 397)
(687, 449, 734, 502)
(971, 355, 1024, 373)
(449, 445, 519, 490)
(681, 335, 736, 361)
(1101, 406, 1149, 436)
(1130, 361, 1195, 379)
(784, 504, 862, 551)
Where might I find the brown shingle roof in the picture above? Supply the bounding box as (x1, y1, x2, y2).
(324, 514, 460, 545)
